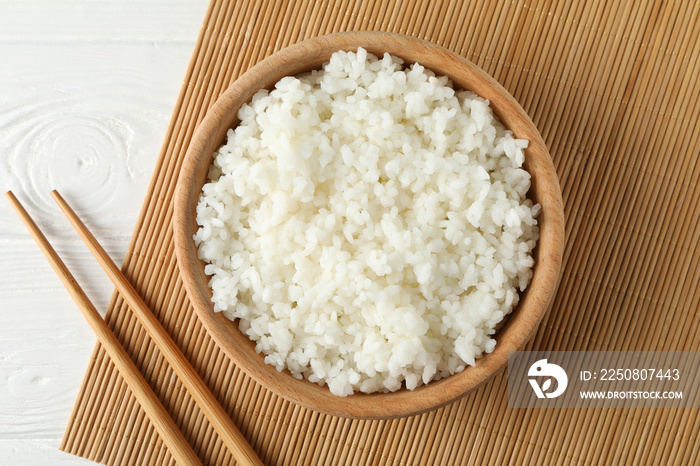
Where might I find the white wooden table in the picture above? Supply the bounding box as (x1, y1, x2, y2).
(0, 2, 208, 463)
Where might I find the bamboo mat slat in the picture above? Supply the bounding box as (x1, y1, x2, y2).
(59, 0, 700, 464)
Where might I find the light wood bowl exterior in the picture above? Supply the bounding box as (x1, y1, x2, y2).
(174, 31, 565, 420)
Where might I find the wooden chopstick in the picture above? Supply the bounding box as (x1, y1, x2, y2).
(49, 190, 263, 466)
(5, 191, 204, 466)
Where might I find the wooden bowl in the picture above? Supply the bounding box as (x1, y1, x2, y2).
(174, 31, 565, 419)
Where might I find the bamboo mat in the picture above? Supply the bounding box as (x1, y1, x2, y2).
(60, 0, 700, 464)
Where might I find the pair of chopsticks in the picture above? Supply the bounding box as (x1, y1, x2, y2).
(6, 190, 263, 466)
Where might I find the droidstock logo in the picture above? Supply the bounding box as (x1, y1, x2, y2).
(528, 359, 568, 398)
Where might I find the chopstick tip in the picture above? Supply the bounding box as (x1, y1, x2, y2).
(50, 190, 65, 205)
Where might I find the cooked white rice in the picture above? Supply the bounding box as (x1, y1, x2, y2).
(194, 48, 539, 396)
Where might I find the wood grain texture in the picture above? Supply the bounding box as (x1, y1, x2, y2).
(0, 1, 209, 464)
(9, 0, 700, 464)
(6, 191, 203, 466)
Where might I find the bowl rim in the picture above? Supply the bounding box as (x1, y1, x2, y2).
(173, 31, 565, 419)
